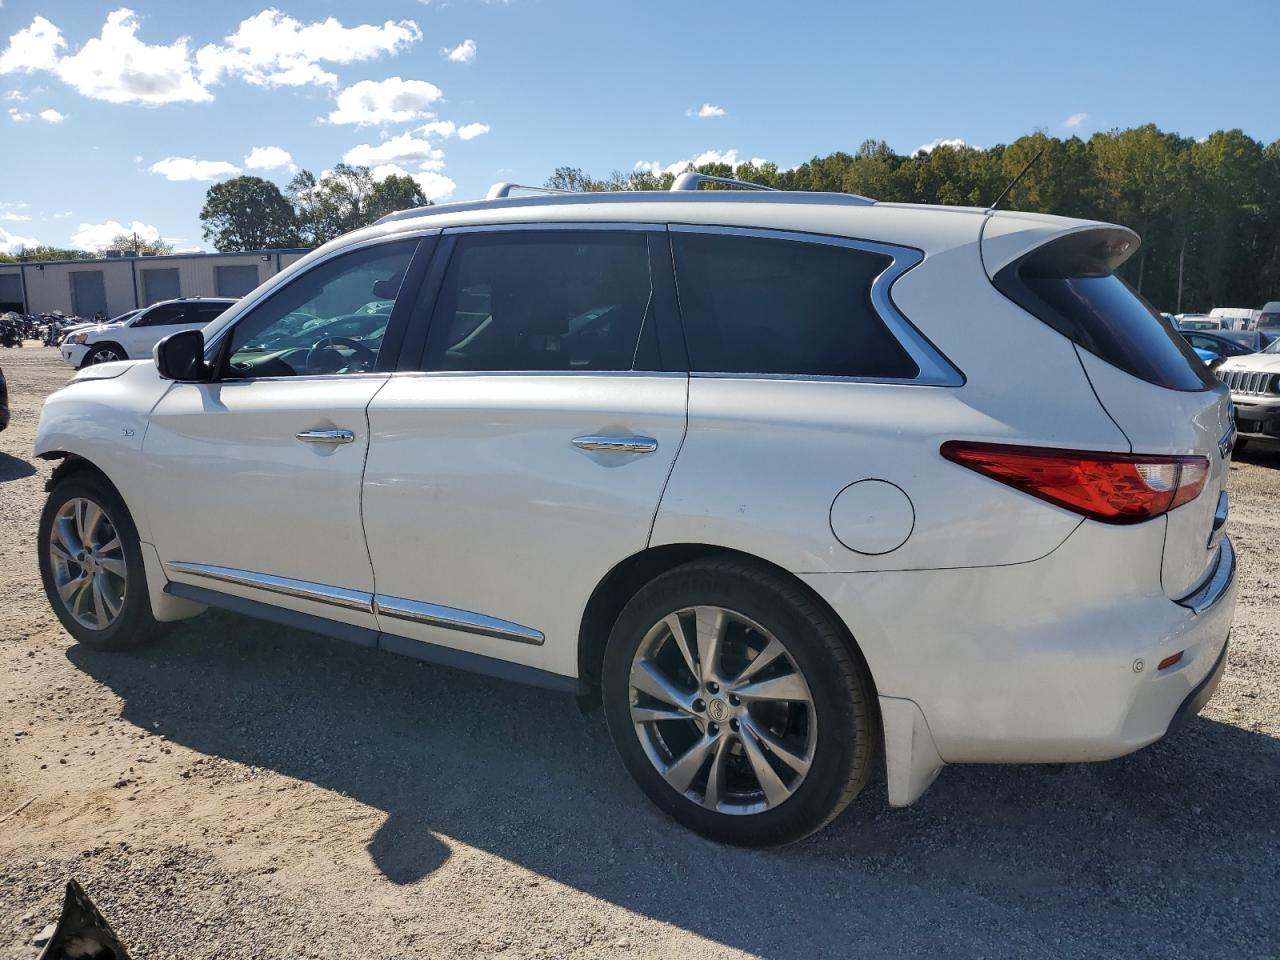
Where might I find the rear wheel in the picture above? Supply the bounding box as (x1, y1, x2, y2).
(38, 470, 165, 650)
(602, 557, 877, 845)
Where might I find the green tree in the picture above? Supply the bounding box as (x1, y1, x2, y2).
(366, 173, 431, 222)
(288, 164, 393, 246)
(109, 232, 174, 256)
(200, 176, 300, 252)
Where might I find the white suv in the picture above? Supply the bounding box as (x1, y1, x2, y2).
(60, 297, 234, 368)
(32, 178, 1237, 845)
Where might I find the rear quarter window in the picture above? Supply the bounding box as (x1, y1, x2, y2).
(992, 230, 1215, 392)
(670, 231, 918, 379)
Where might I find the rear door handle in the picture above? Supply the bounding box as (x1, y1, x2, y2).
(296, 429, 355, 445)
(571, 435, 658, 454)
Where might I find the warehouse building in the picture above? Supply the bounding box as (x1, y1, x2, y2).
(0, 248, 310, 318)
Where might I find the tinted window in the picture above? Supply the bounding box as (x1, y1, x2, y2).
(135, 304, 190, 327)
(223, 240, 416, 379)
(196, 303, 231, 324)
(424, 231, 657, 372)
(993, 231, 1214, 391)
(670, 232, 917, 378)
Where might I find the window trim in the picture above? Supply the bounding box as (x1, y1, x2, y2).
(666, 223, 963, 387)
(406, 221, 686, 376)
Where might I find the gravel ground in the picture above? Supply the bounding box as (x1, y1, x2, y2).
(1, 345, 1277, 960)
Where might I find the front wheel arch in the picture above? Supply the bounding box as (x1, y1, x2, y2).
(82, 342, 128, 364)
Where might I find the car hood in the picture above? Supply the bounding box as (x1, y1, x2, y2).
(1219, 354, 1280, 373)
(72, 358, 148, 381)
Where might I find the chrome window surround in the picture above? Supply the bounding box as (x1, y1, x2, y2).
(668, 224, 963, 387)
(164, 561, 544, 645)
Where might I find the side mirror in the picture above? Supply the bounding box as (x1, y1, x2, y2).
(154, 329, 212, 382)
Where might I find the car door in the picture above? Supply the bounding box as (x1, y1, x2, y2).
(362, 225, 688, 681)
(141, 235, 434, 636)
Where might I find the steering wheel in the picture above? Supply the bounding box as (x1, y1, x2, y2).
(305, 336, 378, 373)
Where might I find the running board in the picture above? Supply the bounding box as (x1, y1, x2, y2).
(163, 582, 581, 695)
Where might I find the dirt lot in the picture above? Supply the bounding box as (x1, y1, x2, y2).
(0, 345, 1277, 959)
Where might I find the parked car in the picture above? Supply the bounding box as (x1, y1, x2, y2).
(1259, 301, 1280, 331)
(1216, 337, 1280, 450)
(59, 299, 234, 368)
(0, 365, 8, 432)
(32, 180, 1237, 845)
(1207, 307, 1258, 331)
(1181, 331, 1261, 367)
(1176, 314, 1223, 331)
(1208, 329, 1276, 353)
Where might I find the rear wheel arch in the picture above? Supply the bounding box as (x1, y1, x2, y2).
(577, 543, 880, 701)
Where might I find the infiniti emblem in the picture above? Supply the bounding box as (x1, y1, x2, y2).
(706, 699, 731, 723)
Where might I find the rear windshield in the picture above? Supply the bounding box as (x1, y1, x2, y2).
(993, 231, 1215, 392)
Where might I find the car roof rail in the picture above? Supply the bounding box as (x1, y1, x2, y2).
(485, 182, 577, 200)
(669, 172, 778, 193)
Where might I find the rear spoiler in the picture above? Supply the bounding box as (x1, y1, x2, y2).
(980, 213, 1140, 281)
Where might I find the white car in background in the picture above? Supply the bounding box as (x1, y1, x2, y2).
(32, 179, 1237, 845)
(1216, 337, 1280, 450)
(60, 298, 235, 368)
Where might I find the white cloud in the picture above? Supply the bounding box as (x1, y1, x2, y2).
(688, 103, 725, 118)
(443, 39, 476, 63)
(0, 16, 66, 74)
(327, 76, 442, 125)
(38, 108, 64, 122)
(0, 225, 41, 254)
(417, 119, 455, 138)
(4, 90, 28, 101)
(343, 133, 444, 168)
(370, 163, 455, 202)
(149, 156, 241, 181)
(456, 121, 489, 141)
(244, 145, 295, 171)
(71, 218, 160, 251)
(53, 9, 212, 105)
(633, 160, 661, 175)
(196, 10, 422, 88)
(1063, 112, 1089, 129)
(1, 211, 32, 222)
(913, 137, 969, 155)
(8, 107, 30, 121)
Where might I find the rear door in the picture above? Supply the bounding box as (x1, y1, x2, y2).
(361, 225, 688, 680)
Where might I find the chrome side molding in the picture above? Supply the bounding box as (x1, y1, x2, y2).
(373, 595, 545, 645)
(164, 561, 371, 611)
(163, 561, 545, 645)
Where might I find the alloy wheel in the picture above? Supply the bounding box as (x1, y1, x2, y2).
(47, 496, 127, 631)
(628, 605, 816, 814)
(88, 348, 122, 364)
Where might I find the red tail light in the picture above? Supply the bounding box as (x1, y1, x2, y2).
(940, 442, 1210, 524)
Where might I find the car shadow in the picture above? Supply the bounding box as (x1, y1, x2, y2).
(0, 450, 37, 482)
(69, 611, 1279, 958)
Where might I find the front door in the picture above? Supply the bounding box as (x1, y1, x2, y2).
(141, 237, 426, 634)
(362, 226, 689, 680)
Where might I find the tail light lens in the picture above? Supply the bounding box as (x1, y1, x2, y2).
(940, 442, 1210, 524)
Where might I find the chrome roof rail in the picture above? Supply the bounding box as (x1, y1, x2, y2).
(486, 182, 576, 200)
(670, 172, 778, 193)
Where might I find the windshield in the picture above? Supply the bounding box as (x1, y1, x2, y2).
(1263, 338, 1280, 354)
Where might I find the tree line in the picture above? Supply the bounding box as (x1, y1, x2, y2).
(548, 126, 1280, 313)
(5, 126, 1277, 313)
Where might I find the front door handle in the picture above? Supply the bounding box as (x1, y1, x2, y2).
(296, 429, 355, 445)
(571, 435, 658, 454)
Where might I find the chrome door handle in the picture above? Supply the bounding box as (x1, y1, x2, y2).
(571, 435, 658, 454)
(296, 429, 355, 445)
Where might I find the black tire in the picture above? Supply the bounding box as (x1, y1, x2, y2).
(602, 557, 877, 846)
(83, 343, 126, 366)
(38, 469, 166, 650)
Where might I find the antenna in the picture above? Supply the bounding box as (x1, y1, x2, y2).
(989, 146, 1045, 211)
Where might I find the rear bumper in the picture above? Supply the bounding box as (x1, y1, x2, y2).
(802, 525, 1237, 769)
(1165, 637, 1229, 737)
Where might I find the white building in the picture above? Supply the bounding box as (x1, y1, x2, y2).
(0, 248, 310, 318)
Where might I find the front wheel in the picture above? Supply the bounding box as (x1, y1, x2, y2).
(84, 345, 125, 366)
(38, 470, 165, 650)
(602, 558, 877, 846)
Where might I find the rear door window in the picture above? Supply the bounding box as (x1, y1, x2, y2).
(993, 231, 1214, 391)
(669, 231, 918, 379)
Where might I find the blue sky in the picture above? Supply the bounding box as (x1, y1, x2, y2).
(1, 0, 1277, 253)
